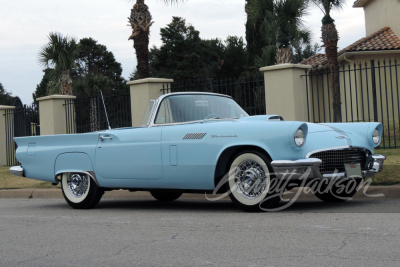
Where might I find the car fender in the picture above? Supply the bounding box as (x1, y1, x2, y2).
(54, 153, 97, 184)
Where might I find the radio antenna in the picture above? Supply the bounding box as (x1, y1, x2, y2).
(100, 90, 111, 130)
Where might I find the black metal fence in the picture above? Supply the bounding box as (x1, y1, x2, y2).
(65, 91, 131, 134)
(4, 104, 40, 166)
(161, 75, 266, 116)
(304, 59, 400, 149)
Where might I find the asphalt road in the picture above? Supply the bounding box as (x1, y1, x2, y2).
(0, 197, 399, 267)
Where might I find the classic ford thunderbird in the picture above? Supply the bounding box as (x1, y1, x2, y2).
(10, 92, 386, 211)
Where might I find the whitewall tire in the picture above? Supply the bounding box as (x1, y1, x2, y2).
(61, 173, 104, 209)
(227, 151, 280, 212)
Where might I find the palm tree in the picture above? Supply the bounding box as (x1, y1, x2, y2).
(38, 32, 79, 95)
(128, 0, 180, 79)
(247, 0, 309, 64)
(310, 0, 346, 122)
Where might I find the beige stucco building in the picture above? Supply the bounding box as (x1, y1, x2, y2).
(301, 0, 400, 125)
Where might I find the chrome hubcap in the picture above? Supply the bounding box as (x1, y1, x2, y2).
(235, 160, 267, 199)
(67, 173, 89, 198)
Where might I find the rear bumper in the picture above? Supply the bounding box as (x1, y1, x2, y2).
(271, 154, 386, 179)
(9, 166, 24, 177)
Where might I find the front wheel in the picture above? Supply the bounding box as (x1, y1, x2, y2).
(226, 151, 281, 212)
(61, 173, 104, 209)
(150, 191, 183, 201)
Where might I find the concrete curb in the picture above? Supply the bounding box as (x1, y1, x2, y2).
(0, 185, 399, 200)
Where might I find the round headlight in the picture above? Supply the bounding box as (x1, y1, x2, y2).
(372, 128, 380, 144)
(294, 128, 305, 147)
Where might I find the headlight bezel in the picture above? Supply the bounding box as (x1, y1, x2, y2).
(372, 127, 380, 145)
(294, 128, 306, 148)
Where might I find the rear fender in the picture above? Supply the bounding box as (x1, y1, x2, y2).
(54, 153, 98, 185)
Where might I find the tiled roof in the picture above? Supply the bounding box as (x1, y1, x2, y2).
(301, 27, 400, 67)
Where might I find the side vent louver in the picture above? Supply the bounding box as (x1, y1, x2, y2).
(183, 133, 207, 140)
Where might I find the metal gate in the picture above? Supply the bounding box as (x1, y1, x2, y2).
(4, 97, 40, 166)
(160, 75, 266, 116)
(303, 59, 400, 149)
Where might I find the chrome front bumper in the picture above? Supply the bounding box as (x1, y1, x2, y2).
(9, 166, 24, 177)
(271, 154, 386, 179)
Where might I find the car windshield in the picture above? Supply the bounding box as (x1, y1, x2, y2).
(154, 94, 249, 124)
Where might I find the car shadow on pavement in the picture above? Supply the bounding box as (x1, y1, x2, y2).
(78, 198, 386, 213)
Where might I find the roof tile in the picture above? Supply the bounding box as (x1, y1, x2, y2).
(301, 27, 400, 67)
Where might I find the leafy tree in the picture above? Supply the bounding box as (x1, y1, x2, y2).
(128, 0, 180, 79)
(73, 73, 114, 97)
(35, 37, 128, 98)
(245, 0, 268, 66)
(149, 17, 223, 80)
(217, 36, 248, 78)
(38, 32, 79, 95)
(129, 68, 139, 81)
(33, 69, 52, 102)
(0, 83, 13, 105)
(310, 0, 345, 122)
(146, 17, 248, 80)
(254, 46, 277, 68)
(247, 0, 310, 64)
(74, 37, 128, 96)
(292, 42, 321, 63)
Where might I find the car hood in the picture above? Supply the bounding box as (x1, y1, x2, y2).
(306, 123, 338, 133)
(238, 116, 338, 133)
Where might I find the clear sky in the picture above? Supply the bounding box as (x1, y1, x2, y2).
(0, 0, 365, 105)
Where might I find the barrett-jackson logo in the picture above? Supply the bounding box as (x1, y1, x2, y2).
(211, 135, 238, 138)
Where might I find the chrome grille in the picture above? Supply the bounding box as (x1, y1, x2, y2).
(309, 148, 368, 174)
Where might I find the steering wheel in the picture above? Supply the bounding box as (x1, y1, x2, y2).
(204, 114, 219, 120)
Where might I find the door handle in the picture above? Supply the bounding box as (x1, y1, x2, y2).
(100, 136, 112, 141)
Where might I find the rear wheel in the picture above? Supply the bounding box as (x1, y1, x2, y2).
(313, 177, 362, 202)
(226, 151, 281, 212)
(150, 191, 182, 201)
(61, 173, 104, 209)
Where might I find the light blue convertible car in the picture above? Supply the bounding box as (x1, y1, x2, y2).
(10, 92, 386, 211)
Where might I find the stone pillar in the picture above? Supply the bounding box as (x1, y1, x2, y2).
(260, 64, 312, 121)
(36, 95, 76, 135)
(0, 105, 15, 166)
(127, 78, 174, 127)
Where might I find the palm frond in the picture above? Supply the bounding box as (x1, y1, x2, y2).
(38, 32, 79, 75)
(310, 0, 347, 16)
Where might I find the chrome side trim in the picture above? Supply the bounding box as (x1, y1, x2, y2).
(148, 92, 236, 127)
(10, 166, 24, 177)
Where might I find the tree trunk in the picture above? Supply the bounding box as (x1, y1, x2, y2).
(275, 47, 293, 64)
(133, 31, 150, 79)
(322, 23, 341, 122)
(60, 70, 73, 95)
(128, 0, 154, 79)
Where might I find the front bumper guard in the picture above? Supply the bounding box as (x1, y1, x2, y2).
(271, 154, 386, 179)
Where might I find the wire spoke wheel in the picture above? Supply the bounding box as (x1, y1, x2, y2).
(227, 151, 280, 212)
(235, 160, 267, 200)
(61, 172, 104, 209)
(67, 173, 89, 198)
